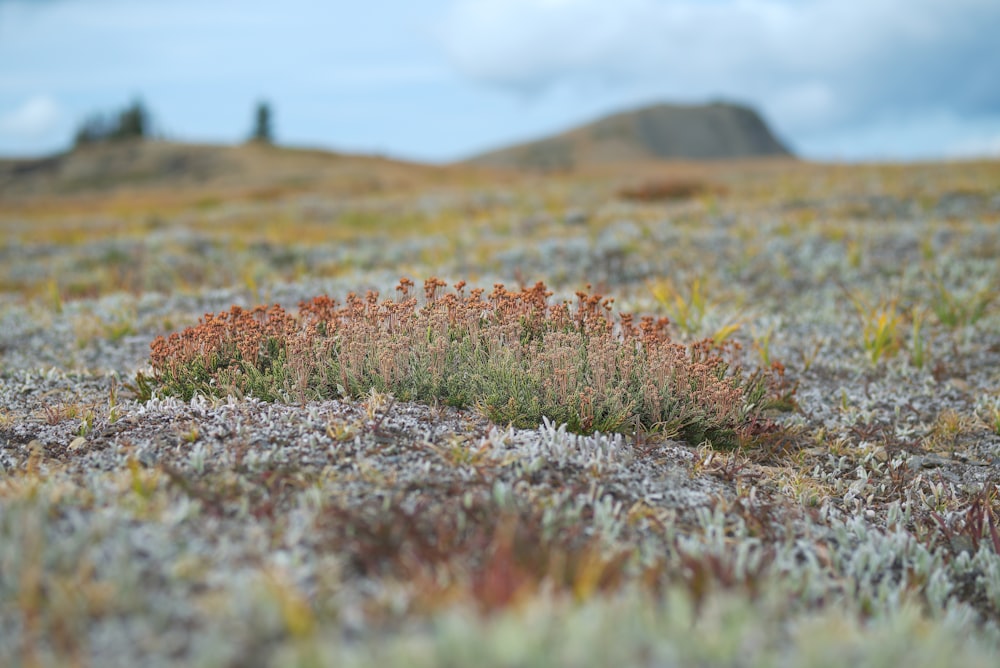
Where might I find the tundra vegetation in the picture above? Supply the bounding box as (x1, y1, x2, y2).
(1, 149, 1000, 666)
(149, 278, 769, 446)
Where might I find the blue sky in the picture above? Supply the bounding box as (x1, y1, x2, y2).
(2, 0, 1000, 162)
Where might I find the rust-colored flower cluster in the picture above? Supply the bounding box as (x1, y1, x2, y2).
(150, 278, 763, 445)
(150, 303, 297, 378)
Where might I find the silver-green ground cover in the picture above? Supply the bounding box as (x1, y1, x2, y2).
(2, 178, 1000, 666)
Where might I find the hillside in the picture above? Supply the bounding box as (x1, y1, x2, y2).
(0, 140, 452, 202)
(466, 101, 793, 170)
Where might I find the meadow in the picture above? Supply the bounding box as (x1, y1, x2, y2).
(2, 147, 1000, 666)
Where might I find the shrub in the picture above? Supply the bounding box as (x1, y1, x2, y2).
(618, 178, 720, 202)
(149, 279, 765, 447)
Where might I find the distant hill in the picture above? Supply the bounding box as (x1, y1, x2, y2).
(465, 102, 793, 170)
(0, 140, 447, 201)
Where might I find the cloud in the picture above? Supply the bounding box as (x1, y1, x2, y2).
(440, 0, 1000, 138)
(949, 137, 1000, 158)
(0, 95, 61, 138)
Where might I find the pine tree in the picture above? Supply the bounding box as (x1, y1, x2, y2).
(113, 100, 148, 140)
(73, 98, 149, 147)
(250, 101, 273, 144)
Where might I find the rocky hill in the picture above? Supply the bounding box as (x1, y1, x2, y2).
(466, 101, 793, 170)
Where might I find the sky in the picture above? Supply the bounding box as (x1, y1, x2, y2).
(2, 0, 1000, 163)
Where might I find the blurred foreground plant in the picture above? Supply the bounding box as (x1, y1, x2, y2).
(848, 293, 903, 364)
(975, 395, 1000, 436)
(909, 306, 928, 370)
(150, 278, 768, 447)
(930, 281, 993, 329)
(649, 277, 707, 336)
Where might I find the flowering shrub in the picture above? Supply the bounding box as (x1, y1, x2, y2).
(150, 278, 766, 447)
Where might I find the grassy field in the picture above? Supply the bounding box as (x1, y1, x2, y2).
(2, 145, 1000, 666)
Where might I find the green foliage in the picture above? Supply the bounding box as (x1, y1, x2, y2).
(125, 371, 156, 402)
(849, 293, 902, 364)
(910, 307, 928, 369)
(650, 277, 706, 336)
(975, 396, 1000, 436)
(77, 408, 95, 437)
(930, 281, 993, 329)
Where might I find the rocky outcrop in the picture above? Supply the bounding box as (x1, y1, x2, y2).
(466, 101, 793, 170)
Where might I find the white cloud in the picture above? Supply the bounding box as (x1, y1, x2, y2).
(440, 0, 1000, 141)
(0, 95, 61, 138)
